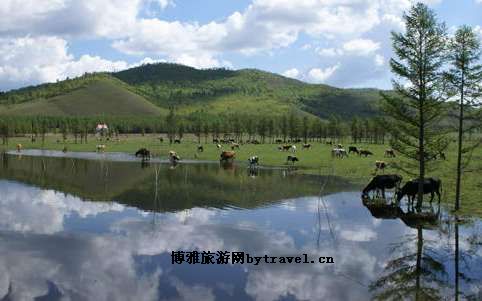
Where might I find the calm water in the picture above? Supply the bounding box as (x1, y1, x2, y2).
(0, 153, 481, 301)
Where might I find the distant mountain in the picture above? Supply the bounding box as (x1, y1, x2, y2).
(0, 63, 383, 118)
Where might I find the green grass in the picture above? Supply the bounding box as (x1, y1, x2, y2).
(0, 77, 165, 116)
(3, 133, 481, 217)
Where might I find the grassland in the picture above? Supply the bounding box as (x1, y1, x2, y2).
(0, 77, 165, 116)
(2, 133, 481, 217)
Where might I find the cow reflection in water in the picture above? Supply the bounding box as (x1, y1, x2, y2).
(362, 197, 440, 229)
(220, 161, 236, 172)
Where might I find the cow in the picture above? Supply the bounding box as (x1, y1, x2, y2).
(159, 137, 164, 143)
(362, 174, 402, 199)
(291, 145, 297, 153)
(231, 143, 240, 150)
(275, 139, 283, 143)
(286, 155, 299, 165)
(332, 148, 348, 158)
(213, 138, 219, 144)
(248, 156, 259, 168)
(220, 151, 236, 162)
(135, 148, 151, 161)
(96, 144, 106, 152)
(251, 140, 260, 145)
(348, 146, 359, 155)
(303, 144, 311, 149)
(197, 145, 204, 152)
(384, 149, 396, 158)
(174, 139, 181, 144)
(359, 150, 373, 157)
(281, 144, 292, 151)
(375, 161, 387, 173)
(169, 150, 181, 164)
(216, 144, 222, 149)
(337, 144, 344, 149)
(396, 177, 442, 204)
(16, 144, 22, 153)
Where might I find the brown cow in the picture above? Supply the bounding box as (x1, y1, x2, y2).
(231, 143, 240, 150)
(220, 151, 236, 162)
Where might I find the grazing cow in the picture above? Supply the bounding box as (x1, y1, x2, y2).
(62, 146, 68, 153)
(174, 139, 181, 144)
(362, 174, 402, 198)
(213, 138, 219, 143)
(159, 137, 164, 143)
(275, 139, 283, 143)
(337, 144, 343, 149)
(291, 145, 297, 153)
(303, 144, 311, 149)
(96, 144, 106, 152)
(16, 144, 22, 153)
(281, 144, 292, 151)
(220, 151, 236, 162)
(375, 161, 387, 172)
(252, 140, 260, 145)
(326, 141, 333, 145)
(135, 148, 151, 161)
(348, 146, 359, 155)
(216, 144, 222, 149)
(384, 149, 396, 158)
(359, 150, 373, 157)
(231, 143, 240, 150)
(248, 156, 259, 168)
(332, 148, 348, 158)
(169, 150, 181, 164)
(197, 145, 204, 152)
(396, 177, 442, 204)
(286, 155, 299, 165)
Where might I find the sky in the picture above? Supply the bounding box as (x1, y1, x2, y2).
(1, 0, 482, 92)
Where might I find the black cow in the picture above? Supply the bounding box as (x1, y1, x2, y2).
(359, 150, 373, 157)
(248, 156, 259, 168)
(135, 148, 151, 161)
(348, 146, 359, 154)
(286, 155, 299, 165)
(197, 145, 204, 152)
(174, 139, 181, 144)
(396, 177, 442, 204)
(362, 174, 403, 198)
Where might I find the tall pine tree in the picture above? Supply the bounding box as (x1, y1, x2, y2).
(382, 3, 449, 208)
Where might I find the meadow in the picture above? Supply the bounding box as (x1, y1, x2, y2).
(3, 133, 481, 217)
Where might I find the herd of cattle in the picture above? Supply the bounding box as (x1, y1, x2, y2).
(14, 138, 444, 205)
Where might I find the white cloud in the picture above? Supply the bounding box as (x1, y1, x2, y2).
(374, 54, 385, 66)
(0, 36, 130, 90)
(317, 47, 344, 57)
(342, 38, 381, 56)
(307, 64, 340, 83)
(282, 68, 300, 79)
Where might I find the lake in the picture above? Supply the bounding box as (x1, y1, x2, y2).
(0, 153, 481, 301)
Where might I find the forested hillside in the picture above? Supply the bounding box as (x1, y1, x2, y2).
(0, 63, 382, 118)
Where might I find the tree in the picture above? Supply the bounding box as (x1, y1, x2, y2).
(382, 3, 448, 209)
(166, 106, 177, 144)
(446, 25, 482, 210)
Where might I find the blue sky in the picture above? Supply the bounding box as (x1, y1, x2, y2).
(1, 0, 481, 91)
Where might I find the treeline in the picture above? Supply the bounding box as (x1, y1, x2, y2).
(0, 111, 388, 146)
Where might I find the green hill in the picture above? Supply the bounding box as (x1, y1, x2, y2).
(0, 76, 164, 116)
(0, 63, 383, 118)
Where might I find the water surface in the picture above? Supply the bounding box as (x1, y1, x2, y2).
(0, 154, 480, 300)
